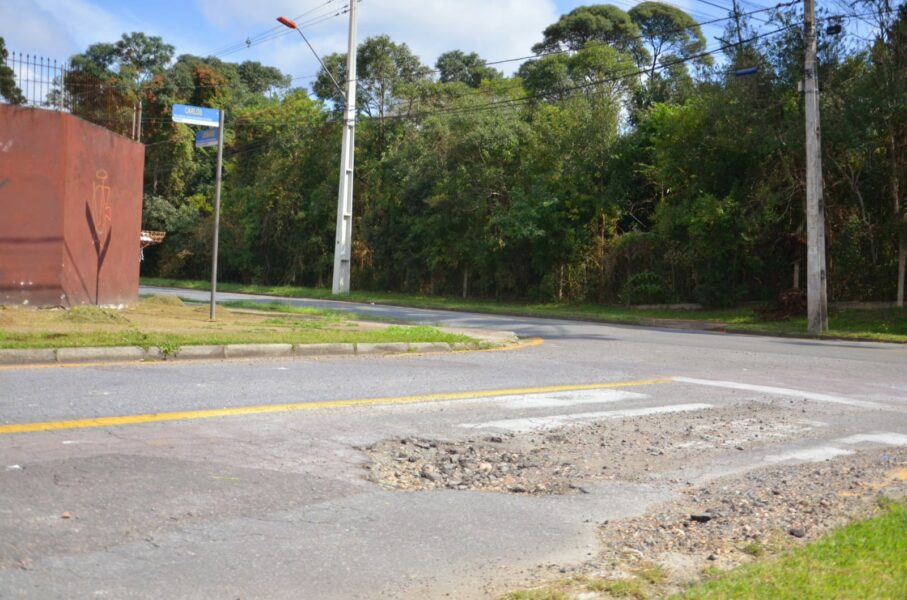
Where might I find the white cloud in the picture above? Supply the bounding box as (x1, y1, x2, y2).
(195, 0, 559, 79)
(1, 0, 133, 59)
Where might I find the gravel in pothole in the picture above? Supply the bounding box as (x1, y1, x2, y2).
(592, 448, 907, 585)
(364, 402, 825, 494)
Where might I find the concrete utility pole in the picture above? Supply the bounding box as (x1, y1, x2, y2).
(332, 0, 358, 294)
(804, 0, 828, 334)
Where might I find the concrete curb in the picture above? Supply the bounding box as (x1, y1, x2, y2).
(224, 343, 293, 359)
(56, 347, 145, 364)
(0, 337, 511, 367)
(0, 348, 57, 365)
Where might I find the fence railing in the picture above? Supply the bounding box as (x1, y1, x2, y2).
(5, 51, 69, 110)
(5, 50, 143, 140)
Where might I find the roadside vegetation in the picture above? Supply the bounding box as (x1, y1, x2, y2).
(143, 277, 907, 343)
(501, 500, 907, 599)
(681, 499, 907, 599)
(26, 1, 903, 314)
(0, 295, 473, 350)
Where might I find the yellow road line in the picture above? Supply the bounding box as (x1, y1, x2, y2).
(0, 377, 670, 435)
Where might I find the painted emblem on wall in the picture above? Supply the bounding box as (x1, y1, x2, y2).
(89, 169, 113, 240)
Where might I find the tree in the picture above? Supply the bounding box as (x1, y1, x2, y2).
(313, 35, 431, 121)
(866, 1, 907, 305)
(628, 2, 710, 80)
(521, 43, 639, 104)
(0, 37, 25, 104)
(532, 4, 647, 61)
(66, 32, 174, 135)
(435, 50, 501, 88)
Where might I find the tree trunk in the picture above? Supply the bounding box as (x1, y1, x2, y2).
(899, 236, 906, 307)
(793, 261, 800, 290)
(462, 267, 468, 299)
(558, 264, 564, 302)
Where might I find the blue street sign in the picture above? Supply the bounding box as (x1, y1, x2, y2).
(195, 128, 220, 149)
(172, 103, 221, 127)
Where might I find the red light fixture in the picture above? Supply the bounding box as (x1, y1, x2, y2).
(277, 16, 297, 29)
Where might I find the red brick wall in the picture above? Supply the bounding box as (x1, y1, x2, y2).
(0, 105, 144, 307)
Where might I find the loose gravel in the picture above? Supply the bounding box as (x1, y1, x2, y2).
(365, 403, 824, 494)
(363, 401, 907, 597)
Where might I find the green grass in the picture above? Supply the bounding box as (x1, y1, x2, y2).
(0, 295, 475, 349)
(142, 277, 907, 343)
(680, 500, 907, 599)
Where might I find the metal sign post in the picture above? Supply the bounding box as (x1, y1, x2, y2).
(209, 110, 225, 321)
(173, 103, 224, 320)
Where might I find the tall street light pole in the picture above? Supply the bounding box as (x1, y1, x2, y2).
(804, 0, 828, 334)
(332, 0, 358, 294)
(278, 2, 358, 294)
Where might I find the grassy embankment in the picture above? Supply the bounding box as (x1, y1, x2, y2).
(0, 295, 474, 350)
(503, 500, 907, 600)
(142, 277, 907, 343)
(680, 499, 907, 599)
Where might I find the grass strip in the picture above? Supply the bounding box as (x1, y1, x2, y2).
(0, 296, 474, 350)
(142, 277, 907, 343)
(680, 499, 907, 599)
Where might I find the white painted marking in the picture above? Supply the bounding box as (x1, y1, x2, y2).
(765, 446, 854, 463)
(838, 433, 907, 446)
(673, 377, 898, 411)
(460, 403, 713, 433)
(494, 389, 648, 409)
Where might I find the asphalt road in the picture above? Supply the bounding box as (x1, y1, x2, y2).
(1, 287, 905, 599)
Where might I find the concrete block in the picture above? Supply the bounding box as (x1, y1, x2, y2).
(56, 346, 145, 364)
(293, 343, 355, 357)
(171, 345, 225, 360)
(355, 343, 409, 355)
(451, 342, 480, 351)
(408, 342, 453, 353)
(0, 348, 57, 365)
(224, 344, 294, 359)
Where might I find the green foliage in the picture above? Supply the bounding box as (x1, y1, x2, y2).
(435, 50, 501, 87)
(84, 3, 907, 307)
(532, 4, 647, 59)
(621, 271, 669, 305)
(682, 501, 907, 599)
(314, 35, 431, 119)
(0, 37, 25, 104)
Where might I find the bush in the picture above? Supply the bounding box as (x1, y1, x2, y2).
(621, 271, 669, 305)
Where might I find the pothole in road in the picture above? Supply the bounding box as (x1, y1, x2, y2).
(364, 403, 824, 495)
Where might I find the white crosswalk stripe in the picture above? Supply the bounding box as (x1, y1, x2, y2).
(765, 431, 907, 463)
(490, 389, 648, 409)
(673, 377, 901, 412)
(460, 403, 713, 433)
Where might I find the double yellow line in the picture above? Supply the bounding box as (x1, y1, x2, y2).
(0, 377, 670, 435)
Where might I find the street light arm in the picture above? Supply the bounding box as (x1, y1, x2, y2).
(276, 16, 347, 100)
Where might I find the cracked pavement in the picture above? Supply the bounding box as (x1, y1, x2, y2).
(0, 287, 906, 598)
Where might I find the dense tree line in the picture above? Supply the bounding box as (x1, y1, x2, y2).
(58, 2, 907, 306)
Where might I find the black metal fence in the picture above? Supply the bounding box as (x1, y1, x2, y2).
(5, 51, 69, 110)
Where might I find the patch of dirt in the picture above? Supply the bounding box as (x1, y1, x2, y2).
(141, 294, 185, 307)
(61, 305, 130, 325)
(508, 449, 907, 599)
(589, 448, 907, 594)
(365, 403, 824, 494)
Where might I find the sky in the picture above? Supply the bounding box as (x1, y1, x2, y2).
(1, 0, 757, 87)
